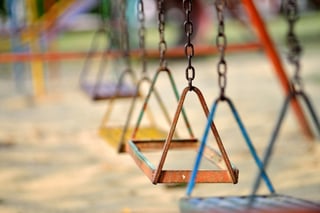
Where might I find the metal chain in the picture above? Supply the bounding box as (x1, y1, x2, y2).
(120, 0, 131, 67)
(100, 0, 115, 48)
(100, 0, 109, 23)
(158, 0, 167, 68)
(215, 0, 227, 99)
(183, 0, 195, 89)
(283, 0, 303, 91)
(137, 0, 147, 76)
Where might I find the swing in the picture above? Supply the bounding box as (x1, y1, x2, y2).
(185, 0, 274, 197)
(180, 194, 320, 213)
(127, 0, 238, 184)
(181, 1, 319, 212)
(99, 75, 179, 150)
(79, 0, 138, 101)
(251, 0, 320, 197)
(99, 0, 174, 152)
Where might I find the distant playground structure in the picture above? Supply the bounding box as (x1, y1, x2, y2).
(0, 0, 100, 97)
(0, 0, 318, 98)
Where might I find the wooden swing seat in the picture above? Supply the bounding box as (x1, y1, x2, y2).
(81, 82, 138, 101)
(127, 139, 239, 184)
(180, 194, 320, 213)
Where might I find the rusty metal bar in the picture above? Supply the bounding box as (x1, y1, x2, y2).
(127, 139, 238, 184)
(0, 42, 261, 63)
(127, 86, 238, 185)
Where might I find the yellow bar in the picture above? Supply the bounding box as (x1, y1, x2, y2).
(25, 0, 45, 97)
(30, 42, 45, 97)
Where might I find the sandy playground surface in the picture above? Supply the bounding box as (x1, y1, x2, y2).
(0, 45, 320, 212)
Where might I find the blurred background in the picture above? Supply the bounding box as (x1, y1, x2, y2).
(0, 0, 319, 96)
(0, 1, 319, 212)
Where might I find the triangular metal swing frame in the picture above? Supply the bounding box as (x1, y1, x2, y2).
(79, 1, 139, 101)
(251, 90, 320, 196)
(79, 27, 139, 101)
(127, 86, 239, 184)
(107, 66, 195, 154)
(179, 95, 319, 213)
(99, 0, 179, 153)
(186, 95, 275, 196)
(180, 1, 319, 212)
(99, 69, 174, 153)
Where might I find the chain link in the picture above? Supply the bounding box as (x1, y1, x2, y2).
(215, 0, 227, 99)
(137, 0, 147, 75)
(120, 0, 131, 67)
(183, 0, 195, 89)
(283, 0, 303, 91)
(99, 0, 114, 48)
(158, 0, 167, 68)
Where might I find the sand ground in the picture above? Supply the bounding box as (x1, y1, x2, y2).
(0, 42, 319, 213)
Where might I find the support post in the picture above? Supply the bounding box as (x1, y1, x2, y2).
(241, 0, 313, 139)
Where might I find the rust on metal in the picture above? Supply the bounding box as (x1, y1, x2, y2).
(127, 86, 239, 185)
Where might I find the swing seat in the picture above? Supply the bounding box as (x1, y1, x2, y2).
(81, 82, 139, 101)
(180, 194, 320, 213)
(99, 126, 168, 152)
(126, 87, 239, 185)
(127, 139, 239, 184)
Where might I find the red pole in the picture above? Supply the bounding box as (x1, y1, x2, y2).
(241, 0, 313, 139)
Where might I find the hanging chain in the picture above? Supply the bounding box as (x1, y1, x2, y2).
(100, 0, 109, 23)
(215, 0, 227, 99)
(183, 0, 195, 90)
(283, 0, 303, 92)
(158, 0, 167, 68)
(100, 0, 115, 49)
(137, 0, 147, 76)
(120, 0, 131, 67)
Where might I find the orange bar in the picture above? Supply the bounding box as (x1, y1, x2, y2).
(0, 43, 261, 63)
(241, 0, 313, 139)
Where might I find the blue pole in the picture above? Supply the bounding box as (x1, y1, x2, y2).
(225, 98, 275, 194)
(251, 91, 319, 197)
(186, 100, 218, 196)
(6, 0, 28, 94)
(187, 97, 275, 196)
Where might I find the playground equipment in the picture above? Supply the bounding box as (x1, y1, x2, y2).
(185, 0, 274, 196)
(99, 0, 174, 152)
(180, 194, 320, 213)
(1, 0, 311, 142)
(1, 0, 30, 94)
(250, 0, 320, 198)
(127, 0, 238, 184)
(24, 0, 78, 97)
(1, 0, 97, 97)
(79, 0, 138, 101)
(180, 0, 319, 212)
(21, 0, 78, 43)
